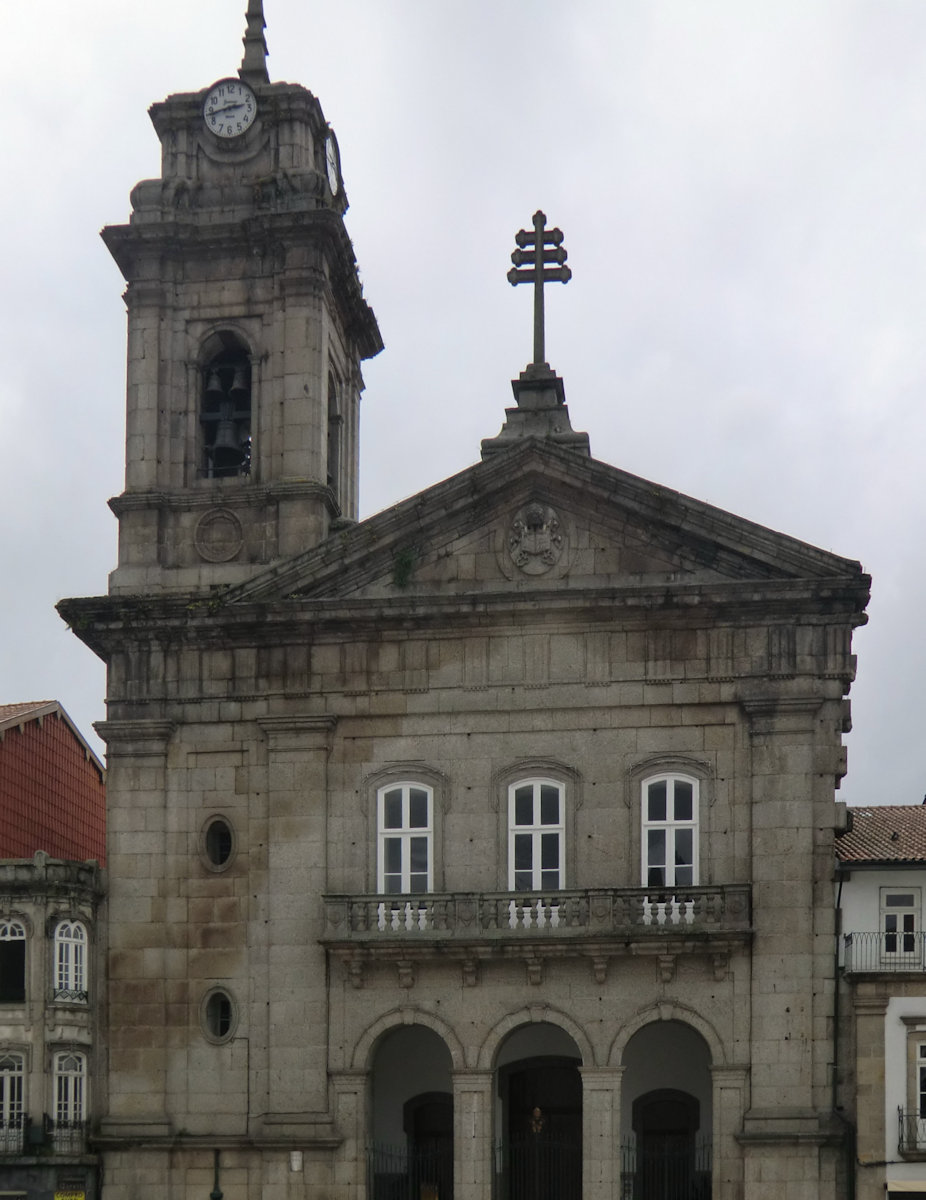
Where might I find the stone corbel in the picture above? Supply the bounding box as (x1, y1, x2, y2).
(397, 960, 415, 989)
(525, 955, 544, 986)
(657, 954, 676, 984)
(591, 956, 609, 984)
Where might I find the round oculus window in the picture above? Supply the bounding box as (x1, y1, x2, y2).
(203, 817, 234, 869)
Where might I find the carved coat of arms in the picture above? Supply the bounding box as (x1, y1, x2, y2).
(508, 502, 564, 575)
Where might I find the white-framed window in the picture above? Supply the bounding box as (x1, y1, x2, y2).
(0, 921, 27, 1004)
(641, 774, 699, 888)
(54, 1051, 86, 1128)
(377, 783, 433, 895)
(508, 779, 565, 892)
(54, 920, 88, 1002)
(882, 888, 920, 962)
(0, 1053, 24, 1151)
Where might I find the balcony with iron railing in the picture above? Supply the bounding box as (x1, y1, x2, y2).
(323, 885, 751, 981)
(51, 1120, 88, 1155)
(843, 932, 926, 974)
(0, 1121, 24, 1154)
(898, 1109, 926, 1158)
(0, 1117, 89, 1157)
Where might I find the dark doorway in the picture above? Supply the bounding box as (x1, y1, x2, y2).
(404, 1092, 453, 1200)
(500, 1057, 582, 1200)
(630, 1089, 708, 1200)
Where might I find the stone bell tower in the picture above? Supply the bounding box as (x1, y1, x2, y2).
(104, 0, 382, 595)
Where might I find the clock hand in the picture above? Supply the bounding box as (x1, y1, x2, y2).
(210, 102, 245, 116)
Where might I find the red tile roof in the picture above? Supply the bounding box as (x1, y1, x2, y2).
(837, 805, 926, 864)
(0, 701, 105, 863)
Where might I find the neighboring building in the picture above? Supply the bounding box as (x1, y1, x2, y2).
(838, 805, 926, 1200)
(58, 4, 871, 1199)
(0, 701, 105, 1200)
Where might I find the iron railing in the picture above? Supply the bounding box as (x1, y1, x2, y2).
(898, 1108, 926, 1154)
(843, 932, 926, 974)
(51, 1120, 88, 1154)
(324, 885, 751, 943)
(620, 1136, 712, 1199)
(497, 1135, 581, 1200)
(368, 1142, 453, 1200)
(0, 1121, 24, 1154)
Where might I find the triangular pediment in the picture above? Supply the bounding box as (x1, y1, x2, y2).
(224, 439, 863, 605)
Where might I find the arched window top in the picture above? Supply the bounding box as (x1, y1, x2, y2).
(55, 920, 87, 942)
(201, 337, 252, 480)
(55, 1052, 85, 1075)
(0, 921, 26, 940)
(0, 1053, 23, 1072)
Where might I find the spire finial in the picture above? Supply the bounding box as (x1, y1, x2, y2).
(239, 0, 270, 86)
(507, 210, 571, 370)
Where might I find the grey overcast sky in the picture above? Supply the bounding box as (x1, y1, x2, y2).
(2, 1, 925, 806)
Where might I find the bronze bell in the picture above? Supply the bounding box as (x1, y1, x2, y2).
(205, 370, 225, 399)
(210, 401, 246, 472)
(230, 366, 249, 399)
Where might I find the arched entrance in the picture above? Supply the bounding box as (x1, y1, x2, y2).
(621, 1021, 712, 1200)
(495, 1024, 582, 1200)
(369, 1025, 453, 1200)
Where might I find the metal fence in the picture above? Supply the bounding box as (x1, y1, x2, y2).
(368, 1143, 453, 1200)
(497, 1135, 582, 1200)
(898, 1108, 926, 1154)
(620, 1137, 712, 1200)
(843, 932, 926, 974)
(0, 1121, 24, 1154)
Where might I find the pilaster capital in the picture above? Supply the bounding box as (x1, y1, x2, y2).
(93, 719, 176, 755)
(741, 696, 822, 734)
(258, 714, 337, 751)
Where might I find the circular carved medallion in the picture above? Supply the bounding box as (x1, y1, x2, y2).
(507, 502, 565, 575)
(195, 508, 244, 562)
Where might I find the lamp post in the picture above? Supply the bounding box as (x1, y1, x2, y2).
(210, 1147, 223, 1200)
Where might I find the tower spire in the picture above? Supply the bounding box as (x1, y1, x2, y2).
(239, 0, 270, 86)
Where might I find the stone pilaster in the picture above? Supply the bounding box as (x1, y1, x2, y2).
(853, 987, 889, 1200)
(580, 1066, 623, 1200)
(94, 719, 175, 1137)
(452, 1071, 494, 1200)
(259, 715, 337, 1115)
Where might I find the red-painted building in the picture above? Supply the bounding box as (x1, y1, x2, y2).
(0, 703, 105, 1197)
(0, 701, 105, 865)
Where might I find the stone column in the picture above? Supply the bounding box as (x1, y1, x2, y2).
(579, 1066, 623, 1200)
(452, 1071, 494, 1200)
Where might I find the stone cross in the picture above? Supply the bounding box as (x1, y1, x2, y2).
(507, 210, 571, 367)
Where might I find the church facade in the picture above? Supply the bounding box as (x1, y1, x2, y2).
(59, 5, 870, 1198)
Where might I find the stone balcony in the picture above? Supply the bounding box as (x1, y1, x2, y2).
(322, 885, 751, 988)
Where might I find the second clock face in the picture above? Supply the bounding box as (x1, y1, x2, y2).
(203, 79, 257, 139)
(326, 133, 340, 195)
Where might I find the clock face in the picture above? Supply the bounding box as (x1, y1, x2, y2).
(325, 133, 340, 195)
(203, 79, 257, 139)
